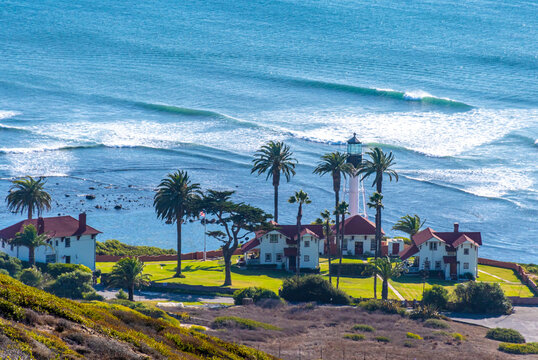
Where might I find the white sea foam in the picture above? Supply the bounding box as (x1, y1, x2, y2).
(276, 108, 538, 157)
(402, 90, 433, 101)
(0, 111, 20, 120)
(403, 167, 534, 199)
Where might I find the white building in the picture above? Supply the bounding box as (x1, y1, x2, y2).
(241, 224, 324, 271)
(399, 223, 481, 280)
(0, 214, 101, 271)
(332, 214, 384, 257)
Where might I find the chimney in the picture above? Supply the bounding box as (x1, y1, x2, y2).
(37, 217, 45, 234)
(78, 213, 87, 233)
(453, 223, 459, 233)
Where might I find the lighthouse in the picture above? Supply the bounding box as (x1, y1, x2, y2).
(346, 133, 367, 218)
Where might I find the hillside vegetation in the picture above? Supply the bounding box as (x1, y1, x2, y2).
(96, 239, 176, 256)
(0, 274, 274, 359)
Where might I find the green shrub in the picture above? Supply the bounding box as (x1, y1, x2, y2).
(280, 275, 351, 305)
(45, 269, 94, 299)
(424, 319, 449, 329)
(0, 298, 24, 320)
(351, 324, 375, 332)
(344, 334, 365, 341)
(498, 342, 538, 355)
(453, 282, 512, 314)
(46, 263, 92, 278)
(406, 332, 423, 340)
(96, 239, 176, 256)
(233, 287, 280, 305)
(422, 285, 449, 310)
(18, 267, 45, 288)
(374, 336, 390, 343)
(358, 299, 406, 316)
(0, 269, 9, 276)
(0, 252, 22, 277)
(189, 325, 206, 333)
(212, 316, 281, 330)
(410, 305, 441, 320)
(461, 272, 475, 280)
(452, 333, 465, 341)
(116, 289, 129, 300)
(329, 263, 374, 277)
(403, 340, 417, 347)
(82, 291, 104, 301)
(486, 328, 525, 344)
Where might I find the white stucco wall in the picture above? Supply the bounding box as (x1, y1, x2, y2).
(342, 235, 376, 256)
(0, 235, 96, 271)
(257, 230, 319, 269)
(456, 243, 478, 279)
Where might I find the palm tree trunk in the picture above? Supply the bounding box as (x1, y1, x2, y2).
(274, 184, 279, 223)
(175, 217, 182, 277)
(296, 206, 302, 276)
(223, 249, 232, 286)
(334, 190, 340, 255)
(129, 284, 134, 301)
(29, 246, 35, 266)
(337, 213, 345, 289)
(28, 207, 32, 220)
(373, 176, 383, 299)
(382, 278, 388, 300)
(327, 223, 332, 284)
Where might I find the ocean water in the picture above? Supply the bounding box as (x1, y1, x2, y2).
(0, 0, 536, 262)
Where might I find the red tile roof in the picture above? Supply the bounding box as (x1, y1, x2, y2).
(333, 215, 384, 236)
(0, 216, 101, 240)
(241, 238, 260, 253)
(399, 244, 418, 260)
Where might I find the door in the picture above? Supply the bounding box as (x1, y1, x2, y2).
(288, 256, 296, 270)
(392, 243, 400, 255)
(450, 262, 457, 278)
(355, 241, 363, 255)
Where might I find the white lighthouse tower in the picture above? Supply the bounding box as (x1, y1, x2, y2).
(346, 133, 367, 218)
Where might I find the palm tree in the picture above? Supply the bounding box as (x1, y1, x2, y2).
(313, 152, 354, 258)
(334, 201, 349, 289)
(251, 141, 297, 223)
(315, 209, 335, 283)
(6, 176, 52, 219)
(358, 147, 398, 298)
(367, 192, 384, 298)
(108, 257, 151, 301)
(371, 256, 406, 300)
(11, 224, 51, 266)
(392, 214, 426, 243)
(154, 170, 201, 277)
(288, 190, 311, 275)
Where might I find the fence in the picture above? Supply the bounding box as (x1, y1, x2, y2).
(478, 257, 538, 296)
(96, 249, 242, 262)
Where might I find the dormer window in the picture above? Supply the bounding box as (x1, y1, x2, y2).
(65, 238, 71, 248)
(304, 240, 310, 248)
(464, 248, 469, 255)
(429, 242, 438, 251)
(270, 234, 279, 243)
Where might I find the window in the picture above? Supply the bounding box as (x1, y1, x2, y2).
(463, 262, 469, 269)
(435, 261, 441, 269)
(364, 236, 367, 240)
(65, 238, 71, 248)
(464, 248, 469, 255)
(276, 253, 282, 262)
(304, 255, 310, 262)
(370, 239, 376, 251)
(424, 260, 430, 270)
(91, 234, 96, 240)
(10, 244, 14, 251)
(351, 236, 354, 240)
(304, 240, 310, 248)
(342, 239, 348, 251)
(270, 234, 279, 243)
(265, 253, 271, 262)
(429, 242, 438, 251)
(1, 241, 4, 248)
(65, 256, 71, 264)
(55, 240, 58, 247)
(46, 254, 56, 264)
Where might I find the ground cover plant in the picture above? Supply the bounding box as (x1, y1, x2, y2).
(0, 273, 276, 359)
(406, 332, 423, 339)
(344, 333, 365, 341)
(358, 299, 406, 316)
(498, 342, 538, 355)
(423, 319, 449, 329)
(485, 328, 525, 343)
(212, 316, 281, 331)
(351, 324, 375, 332)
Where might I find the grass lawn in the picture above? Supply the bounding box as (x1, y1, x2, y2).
(97, 258, 535, 300)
